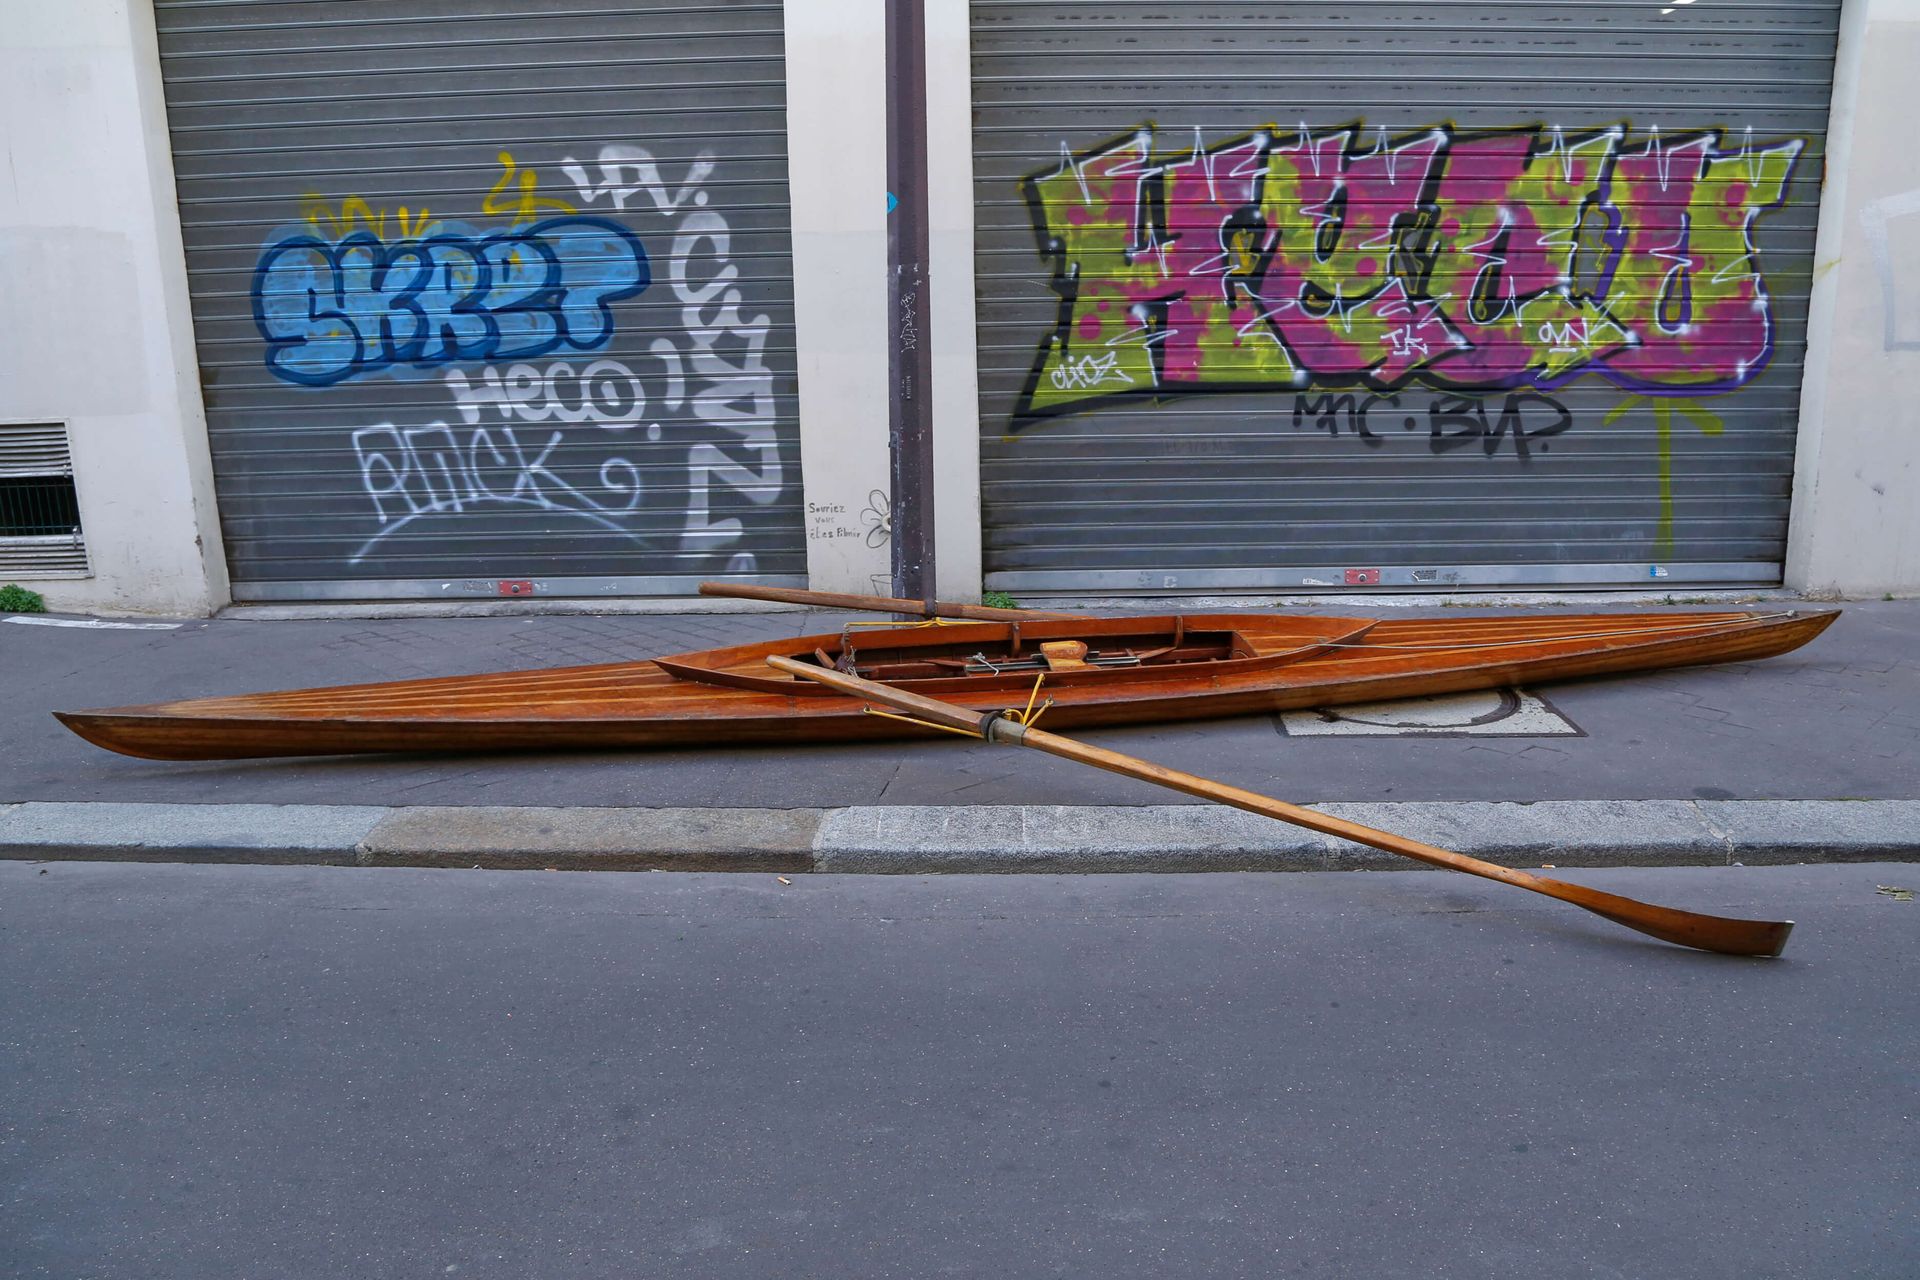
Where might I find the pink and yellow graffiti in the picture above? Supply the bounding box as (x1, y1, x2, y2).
(1018, 124, 1803, 421)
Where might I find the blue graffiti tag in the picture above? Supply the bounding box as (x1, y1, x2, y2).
(251, 217, 651, 387)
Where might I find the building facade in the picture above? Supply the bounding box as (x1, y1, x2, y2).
(3, 0, 1915, 615)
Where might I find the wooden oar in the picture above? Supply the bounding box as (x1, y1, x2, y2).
(699, 581, 1073, 621)
(766, 656, 1794, 957)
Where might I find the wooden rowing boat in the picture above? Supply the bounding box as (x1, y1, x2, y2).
(55, 605, 1838, 761)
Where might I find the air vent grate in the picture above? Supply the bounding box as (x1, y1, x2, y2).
(0, 423, 89, 578)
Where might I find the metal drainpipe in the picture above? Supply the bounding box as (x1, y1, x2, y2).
(885, 0, 935, 609)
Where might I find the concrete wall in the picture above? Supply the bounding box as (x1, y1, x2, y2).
(0, 0, 227, 616)
(925, 0, 985, 602)
(783, 0, 983, 601)
(1788, 0, 1920, 596)
(783, 0, 893, 596)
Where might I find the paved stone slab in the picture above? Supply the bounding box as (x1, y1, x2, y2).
(1318, 800, 1731, 867)
(812, 804, 1364, 872)
(0, 801, 383, 864)
(358, 805, 825, 872)
(811, 801, 1734, 872)
(1695, 799, 1920, 864)
(2, 799, 1914, 872)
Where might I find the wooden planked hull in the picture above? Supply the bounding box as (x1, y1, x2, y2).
(55, 610, 1839, 761)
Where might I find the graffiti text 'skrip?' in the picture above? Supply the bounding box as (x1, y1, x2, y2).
(254, 217, 650, 387)
(1019, 124, 1802, 420)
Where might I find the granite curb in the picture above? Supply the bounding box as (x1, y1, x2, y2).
(2, 800, 1915, 872)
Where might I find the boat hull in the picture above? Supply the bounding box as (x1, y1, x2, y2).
(54, 610, 1840, 761)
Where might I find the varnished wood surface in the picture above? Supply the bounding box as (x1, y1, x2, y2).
(767, 655, 1796, 957)
(652, 614, 1380, 695)
(54, 610, 1840, 761)
(695, 581, 1076, 621)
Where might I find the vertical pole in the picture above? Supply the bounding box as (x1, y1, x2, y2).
(886, 0, 935, 606)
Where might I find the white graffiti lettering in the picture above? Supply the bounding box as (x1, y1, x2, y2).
(1050, 350, 1135, 391)
(574, 159, 786, 570)
(443, 359, 647, 429)
(326, 142, 792, 574)
(350, 420, 644, 563)
(562, 144, 718, 215)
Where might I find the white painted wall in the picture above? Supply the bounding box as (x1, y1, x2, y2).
(926, 0, 985, 602)
(782, 0, 895, 596)
(783, 0, 984, 601)
(0, 0, 227, 616)
(1788, 0, 1920, 596)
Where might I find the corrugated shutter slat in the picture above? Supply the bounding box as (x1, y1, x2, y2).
(971, 0, 1841, 593)
(155, 0, 806, 601)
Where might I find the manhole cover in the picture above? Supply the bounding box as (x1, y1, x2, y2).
(1277, 687, 1583, 737)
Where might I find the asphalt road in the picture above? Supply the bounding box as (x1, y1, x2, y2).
(3, 861, 1914, 1278)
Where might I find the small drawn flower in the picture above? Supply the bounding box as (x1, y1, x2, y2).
(861, 489, 892, 549)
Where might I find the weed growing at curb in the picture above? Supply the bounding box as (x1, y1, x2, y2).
(981, 590, 1021, 610)
(0, 584, 47, 613)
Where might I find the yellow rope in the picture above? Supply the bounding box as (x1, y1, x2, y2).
(844, 616, 971, 630)
(860, 707, 984, 739)
(1005, 672, 1052, 728)
(858, 671, 1051, 739)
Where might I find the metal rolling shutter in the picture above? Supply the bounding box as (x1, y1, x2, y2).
(972, 2, 1840, 594)
(155, 0, 805, 601)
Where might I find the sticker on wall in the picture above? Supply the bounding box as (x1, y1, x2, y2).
(1276, 687, 1582, 737)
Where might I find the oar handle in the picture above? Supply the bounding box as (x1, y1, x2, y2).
(701, 582, 1072, 621)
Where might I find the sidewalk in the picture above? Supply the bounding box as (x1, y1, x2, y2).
(4, 600, 1917, 870)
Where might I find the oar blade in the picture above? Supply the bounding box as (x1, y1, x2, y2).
(1563, 890, 1795, 958)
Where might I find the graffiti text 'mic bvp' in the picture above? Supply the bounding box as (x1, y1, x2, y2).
(1018, 124, 1804, 422)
